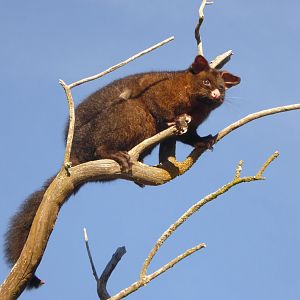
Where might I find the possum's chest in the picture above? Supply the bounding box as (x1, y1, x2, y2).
(188, 101, 212, 127)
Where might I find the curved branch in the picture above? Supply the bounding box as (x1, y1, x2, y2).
(216, 103, 300, 141)
(195, 0, 214, 55)
(98, 247, 126, 300)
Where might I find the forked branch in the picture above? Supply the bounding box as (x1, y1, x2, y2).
(99, 152, 279, 300)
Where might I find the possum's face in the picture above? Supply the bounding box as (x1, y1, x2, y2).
(190, 55, 240, 106)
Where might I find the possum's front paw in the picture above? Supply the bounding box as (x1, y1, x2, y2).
(168, 114, 192, 135)
(195, 134, 217, 151)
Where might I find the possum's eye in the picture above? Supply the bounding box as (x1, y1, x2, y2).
(219, 86, 225, 93)
(203, 79, 211, 86)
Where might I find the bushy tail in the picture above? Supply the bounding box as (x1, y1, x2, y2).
(4, 176, 55, 289)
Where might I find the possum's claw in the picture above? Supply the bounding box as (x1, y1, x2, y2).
(168, 114, 192, 135)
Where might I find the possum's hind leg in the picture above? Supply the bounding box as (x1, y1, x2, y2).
(94, 146, 132, 173)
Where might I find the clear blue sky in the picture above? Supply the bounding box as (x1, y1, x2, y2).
(1, 1, 300, 299)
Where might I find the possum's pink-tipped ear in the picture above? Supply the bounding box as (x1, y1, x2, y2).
(190, 55, 210, 74)
(221, 72, 241, 89)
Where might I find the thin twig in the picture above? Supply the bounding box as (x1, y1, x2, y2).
(69, 36, 174, 89)
(256, 151, 279, 178)
(146, 243, 206, 282)
(84, 228, 99, 282)
(234, 160, 243, 179)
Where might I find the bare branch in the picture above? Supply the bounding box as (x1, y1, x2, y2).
(68, 36, 174, 89)
(216, 104, 300, 142)
(146, 243, 206, 281)
(256, 151, 279, 178)
(195, 0, 213, 55)
(107, 244, 206, 300)
(59, 79, 75, 173)
(105, 152, 279, 300)
(210, 50, 233, 69)
(84, 228, 99, 283)
(98, 247, 126, 300)
(83, 228, 126, 300)
(139, 152, 279, 280)
(129, 126, 178, 161)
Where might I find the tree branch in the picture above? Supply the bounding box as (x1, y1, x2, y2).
(216, 103, 300, 141)
(59, 79, 75, 173)
(84, 228, 99, 283)
(105, 152, 279, 300)
(210, 50, 233, 69)
(195, 0, 214, 56)
(98, 247, 126, 300)
(83, 228, 127, 300)
(68, 36, 174, 89)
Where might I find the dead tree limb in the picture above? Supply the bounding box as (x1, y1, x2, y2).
(195, 0, 214, 55)
(84, 228, 126, 300)
(100, 152, 279, 300)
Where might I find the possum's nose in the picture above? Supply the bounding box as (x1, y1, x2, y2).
(211, 89, 221, 99)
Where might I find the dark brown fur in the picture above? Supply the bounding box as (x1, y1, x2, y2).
(4, 55, 240, 289)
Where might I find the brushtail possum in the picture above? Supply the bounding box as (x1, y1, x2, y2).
(4, 55, 240, 288)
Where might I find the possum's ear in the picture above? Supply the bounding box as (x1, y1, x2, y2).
(190, 55, 210, 74)
(221, 72, 241, 89)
